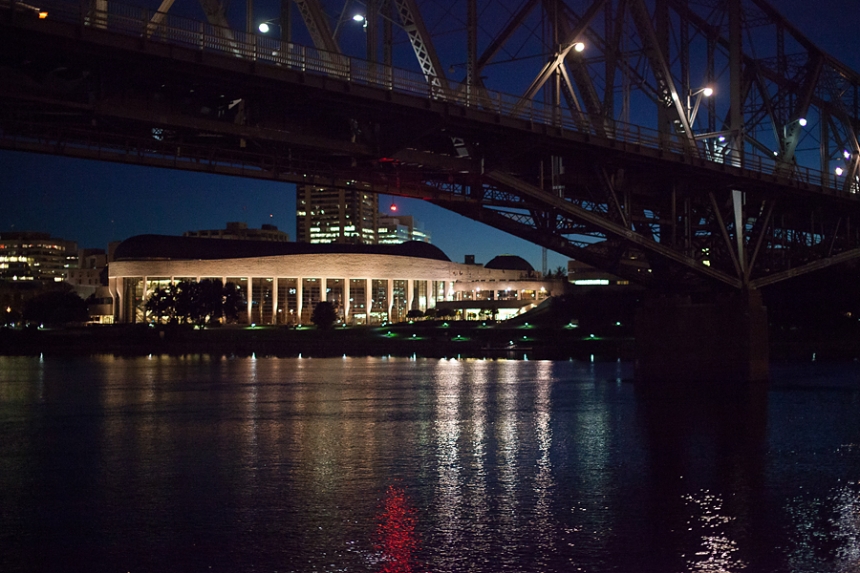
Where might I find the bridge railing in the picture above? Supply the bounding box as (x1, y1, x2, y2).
(9, 0, 849, 194)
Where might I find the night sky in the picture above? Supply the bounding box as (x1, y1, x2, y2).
(1, 0, 857, 270)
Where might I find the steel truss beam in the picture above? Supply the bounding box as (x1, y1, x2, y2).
(3, 0, 860, 293)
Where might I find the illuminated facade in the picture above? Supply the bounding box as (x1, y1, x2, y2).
(0, 232, 77, 282)
(296, 185, 378, 244)
(108, 236, 566, 325)
(377, 215, 431, 244)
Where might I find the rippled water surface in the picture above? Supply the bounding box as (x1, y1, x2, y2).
(1, 355, 859, 572)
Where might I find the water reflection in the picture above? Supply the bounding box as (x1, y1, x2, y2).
(784, 482, 860, 572)
(433, 359, 463, 567)
(376, 485, 418, 573)
(1, 357, 859, 573)
(682, 489, 746, 572)
(635, 383, 768, 572)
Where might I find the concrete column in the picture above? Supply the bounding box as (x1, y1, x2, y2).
(320, 277, 327, 303)
(634, 290, 769, 383)
(141, 276, 148, 324)
(344, 279, 351, 324)
(296, 278, 303, 324)
(387, 279, 394, 321)
(272, 278, 279, 324)
(111, 277, 122, 323)
(407, 280, 414, 311)
(366, 278, 372, 322)
(246, 278, 253, 324)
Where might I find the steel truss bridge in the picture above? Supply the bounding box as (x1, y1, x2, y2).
(3, 0, 860, 292)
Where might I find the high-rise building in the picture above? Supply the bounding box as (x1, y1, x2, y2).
(296, 185, 378, 244)
(377, 214, 431, 244)
(0, 232, 78, 282)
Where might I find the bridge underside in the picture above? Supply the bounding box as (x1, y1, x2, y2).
(3, 6, 860, 296)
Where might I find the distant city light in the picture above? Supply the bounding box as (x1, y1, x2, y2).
(390, 203, 398, 212)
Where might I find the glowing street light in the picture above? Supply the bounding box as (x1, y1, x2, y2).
(835, 166, 845, 176)
(688, 86, 714, 125)
(798, 117, 808, 127)
(573, 42, 585, 52)
(352, 14, 365, 22)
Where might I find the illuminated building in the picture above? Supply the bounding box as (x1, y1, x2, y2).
(296, 185, 378, 244)
(108, 235, 566, 325)
(0, 231, 77, 282)
(377, 214, 431, 244)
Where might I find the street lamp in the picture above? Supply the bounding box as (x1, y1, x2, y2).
(258, 20, 276, 34)
(687, 86, 713, 125)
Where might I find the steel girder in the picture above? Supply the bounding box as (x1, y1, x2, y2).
(3, 0, 860, 293)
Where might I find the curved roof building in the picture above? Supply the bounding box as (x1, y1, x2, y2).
(109, 236, 565, 325)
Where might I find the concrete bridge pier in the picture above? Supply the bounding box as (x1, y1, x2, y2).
(634, 290, 769, 384)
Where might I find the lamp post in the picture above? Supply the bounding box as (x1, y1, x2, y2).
(257, 0, 291, 42)
(687, 86, 713, 125)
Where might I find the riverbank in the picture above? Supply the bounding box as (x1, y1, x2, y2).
(0, 320, 634, 361)
(2, 320, 858, 362)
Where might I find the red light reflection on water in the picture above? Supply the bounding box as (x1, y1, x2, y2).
(375, 485, 419, 573)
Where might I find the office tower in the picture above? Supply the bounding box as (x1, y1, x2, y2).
(296, 185, 378, 244)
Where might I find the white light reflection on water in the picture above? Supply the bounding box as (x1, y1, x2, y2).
(433, 358, 464, 570)
(832, 482, 860, 571)
(497, 362, 522, 569)
(467, 360, 490, 560)
(533, 361, 557, 566)
(784, 481, 860, 573)
(681, 489, 746, 572)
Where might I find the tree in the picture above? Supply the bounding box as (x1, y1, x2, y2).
(195, 279, 227, 322)
(311, 301, 338, 329)
(552, 266, 568, 280)
(23, 290, 89, 326)
(406, 309, 424, 320)
(222, 282, 245, 323)
(145, 280, 246, 325)
(436, 307, 455, 319)
(173, 281, 199, 323)
(145, 285, 177, 324)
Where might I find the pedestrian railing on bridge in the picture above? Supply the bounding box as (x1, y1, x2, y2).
(5, 0, 853, 194)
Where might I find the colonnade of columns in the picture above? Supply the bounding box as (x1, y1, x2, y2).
(118, 275, 454, 325)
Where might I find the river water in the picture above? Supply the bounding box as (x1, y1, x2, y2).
(0, 355, 858, 572)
